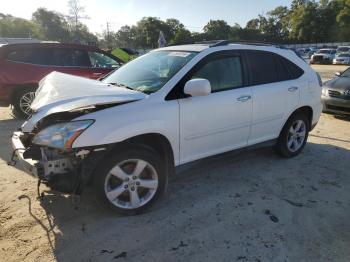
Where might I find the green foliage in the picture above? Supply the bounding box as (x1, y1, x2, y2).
(203, 20, 231, 40)
(3, 1, 350, 48)
(32, 8, 70, 42)
(0, 14, 40, 38)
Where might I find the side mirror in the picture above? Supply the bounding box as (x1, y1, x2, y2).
(335, 72, 341, 77)
(184, 78, 211, 97)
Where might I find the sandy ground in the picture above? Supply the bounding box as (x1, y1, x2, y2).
(0, 65, 350, 262)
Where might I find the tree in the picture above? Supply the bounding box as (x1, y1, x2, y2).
(334, 0, 350, 40)
(32, 8, 70, 42)
(0, 14, 40, 38)
(203, 20, 231, 40)
(67, 0, 89, 35)
(165, 18, 184, 39)
(172, 28, 192, 44)
(135, 17, 169, 48)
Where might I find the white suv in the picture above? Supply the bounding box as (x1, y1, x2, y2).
(10, 41, 323, 215)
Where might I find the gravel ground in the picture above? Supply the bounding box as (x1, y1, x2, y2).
(0, 65, 349, 262)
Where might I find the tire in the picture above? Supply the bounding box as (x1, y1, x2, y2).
(12, 87, 36, 119)
(275, 113, 310, 158)
(93, 144, 168, 215)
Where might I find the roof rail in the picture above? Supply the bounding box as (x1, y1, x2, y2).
(195, 40, 287, 49)
(194, 40, 231, 47)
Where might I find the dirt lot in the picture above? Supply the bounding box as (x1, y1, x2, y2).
(0, 64, 350, 262)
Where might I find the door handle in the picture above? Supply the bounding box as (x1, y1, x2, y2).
(237, 95, 252, 102)
(288, 86, 299, 92)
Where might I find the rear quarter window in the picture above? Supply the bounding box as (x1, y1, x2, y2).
(7, 48, 51, 65)
(246, 50, 304, 85)
(277, 56, 304, 80)
(7, 49, 34, 63)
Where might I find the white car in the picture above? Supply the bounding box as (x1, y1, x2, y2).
(10, 41, 323, 214)
(310, 48, 336, 64)
(333, 52, 350, 65)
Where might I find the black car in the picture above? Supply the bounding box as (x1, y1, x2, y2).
(322, 69, 350, 115)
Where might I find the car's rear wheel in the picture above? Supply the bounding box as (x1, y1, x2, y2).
(12, 88, 36, 119)
(94, 145, 168, 215)
(275, 113, 309, 158)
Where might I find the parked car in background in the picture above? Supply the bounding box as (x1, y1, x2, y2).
(0, 43, 123, 118)
(333, 52, 350, 65)
(310, 48, 336, 64)
(10, 41, 322, 215)
(336, 46, 350, 54)
(322, 68, 350, 116)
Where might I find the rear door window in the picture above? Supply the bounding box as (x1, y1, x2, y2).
(50, 49, 90, 67)
(246, 51, 279, 85)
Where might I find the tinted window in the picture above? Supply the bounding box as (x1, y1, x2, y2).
(7, 48, 51, 65)
(88, 51, 120, 69)
(51, 49, 90, 67)
(191, 56, 243, 92)
(7, 49, 33, 63)
(275, 55, 304, 80)
(246, 51, 278, 85)
(279, 56, 304, 79)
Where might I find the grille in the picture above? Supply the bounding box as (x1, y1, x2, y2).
(328, 90, 342, 98)
(313, 56, 324, 61)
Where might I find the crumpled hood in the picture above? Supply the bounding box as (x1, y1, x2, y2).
(31, 71, 146, 112)
(21, 71, 147, 133)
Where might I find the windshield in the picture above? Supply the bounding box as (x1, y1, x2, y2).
(340, 67, 350, 77)
(337, 47, 350, 53)
(102, 50, 198, 94)
(319, 50, 331, 54)
(338, 53, 350, 58)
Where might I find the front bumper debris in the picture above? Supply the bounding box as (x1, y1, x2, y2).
(9, 131, 41, 177)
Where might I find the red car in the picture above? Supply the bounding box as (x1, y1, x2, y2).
(0, 43, 123, 118)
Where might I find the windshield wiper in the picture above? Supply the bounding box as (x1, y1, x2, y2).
(108, 82, 134, 91)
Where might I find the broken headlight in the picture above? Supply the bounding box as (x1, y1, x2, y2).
(33, 120, 94, 149)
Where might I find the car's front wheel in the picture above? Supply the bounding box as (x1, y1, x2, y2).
(12, 88, 36, 119)
(275, 113, 309, 158)
(94, 145, 168, 215)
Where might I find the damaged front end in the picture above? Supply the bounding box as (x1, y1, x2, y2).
(9, 110, 110, 194)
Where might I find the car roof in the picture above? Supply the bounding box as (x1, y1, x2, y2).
(156, 42, 288, 53)
(0, 42, 124, 63)
(0, 42, 101, 51)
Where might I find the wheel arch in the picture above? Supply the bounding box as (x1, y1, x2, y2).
(10, 83, 38, 105)
(280, 106, 313, 135)
(124, 133, 175, 175)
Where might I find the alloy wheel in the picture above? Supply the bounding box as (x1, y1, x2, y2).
(104, 159, 159, 209)
(287, 119, 306, 152)
(19, 91, 36, 116)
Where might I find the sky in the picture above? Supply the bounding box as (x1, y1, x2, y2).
(0, 0, 292, 34)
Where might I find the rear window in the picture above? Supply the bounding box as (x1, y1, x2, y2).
(337, 47, 350, 53)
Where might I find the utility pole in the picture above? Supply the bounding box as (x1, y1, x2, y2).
(106, 22, 111, 49)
